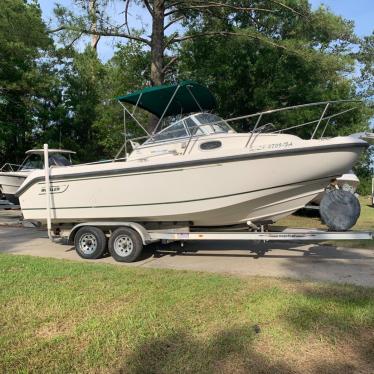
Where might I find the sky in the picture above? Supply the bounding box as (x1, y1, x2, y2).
(39, 0, 374, 62)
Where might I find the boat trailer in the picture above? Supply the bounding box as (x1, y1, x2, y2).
(49, 221, 373, 263)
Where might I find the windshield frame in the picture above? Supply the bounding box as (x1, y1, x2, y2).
(143, 113, 234, 145)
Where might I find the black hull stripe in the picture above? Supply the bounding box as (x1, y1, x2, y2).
(0, 174, 26, 177)
(16, 142, 368, 197)
(37, 167, 185, 185)
(21, 175, 336, 211)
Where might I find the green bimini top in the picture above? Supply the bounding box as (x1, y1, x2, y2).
(117, 80, 216, 118)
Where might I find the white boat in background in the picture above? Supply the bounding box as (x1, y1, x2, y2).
(360, 132, 374, 145)
(16, 81, 370, 228)
(0, 149, 75, 203)
(337, 172, 360, 193)
(311, 170, 360, 205)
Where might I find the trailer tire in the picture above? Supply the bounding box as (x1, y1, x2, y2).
(109, 227, 143, 263)
(74, 226, 107, 259)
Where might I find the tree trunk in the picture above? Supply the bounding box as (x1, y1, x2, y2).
(149, 0, 165, 133)
(89, 0, 100, 50)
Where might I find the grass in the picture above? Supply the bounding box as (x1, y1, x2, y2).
(278, 195, 374, 249)
(1, 254, 374, 373)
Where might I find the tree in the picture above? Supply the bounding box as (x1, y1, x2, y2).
(354, 31, 374, 193)
(51, 0, 305, 130)
(55, 47, 108, 162)
(93, 41, 151, 157)
(177, 3, 371, 134)
(0, 0, 53, 164)
(356, 32, 374, 101)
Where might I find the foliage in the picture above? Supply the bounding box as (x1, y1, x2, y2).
(58, 47, 107, 162)
(0, 0, 53, 165)
(356, 150, 374, 195)
(92, 41, 151, 158)
(356, 32, 374, 100)
(178, 2, 369, 132)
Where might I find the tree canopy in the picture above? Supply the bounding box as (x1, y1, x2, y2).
(0, 0, 53, 163)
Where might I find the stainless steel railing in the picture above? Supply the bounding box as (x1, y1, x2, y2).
(0, 163, 23, 172)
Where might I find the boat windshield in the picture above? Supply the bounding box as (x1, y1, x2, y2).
(20, 153, 72, 170)
(193, 113, 232, 134)
(146, 113, 233, 144)
(20, 154, 44, 170)
(49, 154, 72, 167)
(150, 120, 189, 143)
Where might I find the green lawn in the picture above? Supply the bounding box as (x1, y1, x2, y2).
(278, 196, 374, 248)
(1, 254, 374, 373)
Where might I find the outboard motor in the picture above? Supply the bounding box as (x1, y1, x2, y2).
(320, 189, 361, 231)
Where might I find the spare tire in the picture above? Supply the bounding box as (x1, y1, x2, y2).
(320, 189, 361, 231)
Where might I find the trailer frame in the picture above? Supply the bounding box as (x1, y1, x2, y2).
(48, 220, 374, 263)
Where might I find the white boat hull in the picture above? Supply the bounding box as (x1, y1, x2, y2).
(18, 138, 366, 226)
(0, 172, 29, 202)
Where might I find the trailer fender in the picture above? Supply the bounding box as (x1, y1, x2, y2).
(67, 222, 152, 245)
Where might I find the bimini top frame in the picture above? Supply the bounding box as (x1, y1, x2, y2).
(116, 80, 217, 159)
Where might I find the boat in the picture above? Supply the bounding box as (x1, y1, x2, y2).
(353, 131, 374, 145)
(337, 172, 360, 193)
(0, 149, 75, 203)
(16, 81, 370, 227)
(310, 170, 360, 206)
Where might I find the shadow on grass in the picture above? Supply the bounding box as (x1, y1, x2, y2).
(119, 322, 374, 373)
(119, 285, 374, 374)
(282, 284, 374, 370)
(119, 326, 294, 374)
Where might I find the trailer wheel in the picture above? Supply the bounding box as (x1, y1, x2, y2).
(109, 227, 143, 263)
(74, 226, 107, 259)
